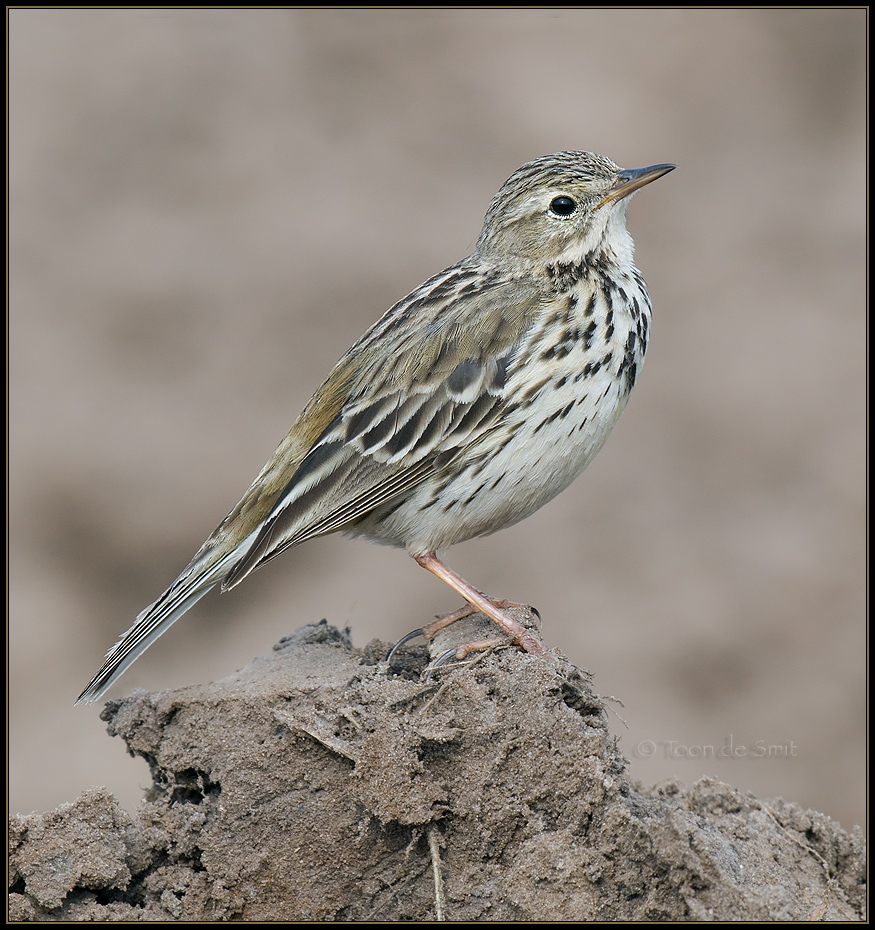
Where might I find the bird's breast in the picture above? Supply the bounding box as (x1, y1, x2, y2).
(349, 264, 652, 554)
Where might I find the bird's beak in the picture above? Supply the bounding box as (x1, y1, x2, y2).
(598, 163, 676, 209)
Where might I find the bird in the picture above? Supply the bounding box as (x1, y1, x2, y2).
(77, 151, 675, 704)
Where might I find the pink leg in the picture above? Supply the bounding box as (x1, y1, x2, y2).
(413, 551, 554, 662)
(421, 598, 538, 639)
(424, 603, 478, 635)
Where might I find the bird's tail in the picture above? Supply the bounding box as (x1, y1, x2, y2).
(75, 533, 257, 705)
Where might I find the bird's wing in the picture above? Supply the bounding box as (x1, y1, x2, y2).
(76, 264, 540, 704)
(221, 264, 542, 589)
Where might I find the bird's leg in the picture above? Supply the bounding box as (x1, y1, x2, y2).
(386, 604, 520, 665)
(413, 551, 554, 662)
(422, 602, 478, 635)
(421, 598, 540, 640)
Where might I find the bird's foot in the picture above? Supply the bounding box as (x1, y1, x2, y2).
(386, 596, 551, 677)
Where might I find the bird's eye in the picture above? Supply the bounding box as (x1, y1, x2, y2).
(549, 195, 577, 217)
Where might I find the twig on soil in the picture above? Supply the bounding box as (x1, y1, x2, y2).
(273, 708, 357, 761)
(428, 825, 445, 921)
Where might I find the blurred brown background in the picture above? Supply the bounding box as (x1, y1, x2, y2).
(9, 10, 865, 831)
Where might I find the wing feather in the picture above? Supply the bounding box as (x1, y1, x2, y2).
(220, 268, 542, 589)
(77, 261, 545, 702)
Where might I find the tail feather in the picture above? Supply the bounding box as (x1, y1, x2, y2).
(75, 534, 256, 705)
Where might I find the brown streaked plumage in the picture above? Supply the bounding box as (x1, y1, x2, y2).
(77, 151, 674, 704)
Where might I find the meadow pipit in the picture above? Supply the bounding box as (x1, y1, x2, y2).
(78, 151, 674, 703)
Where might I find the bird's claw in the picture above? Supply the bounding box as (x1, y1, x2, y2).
(386, 627, 425, 663)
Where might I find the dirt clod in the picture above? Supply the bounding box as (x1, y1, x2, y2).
(9, 621, 866, 921)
